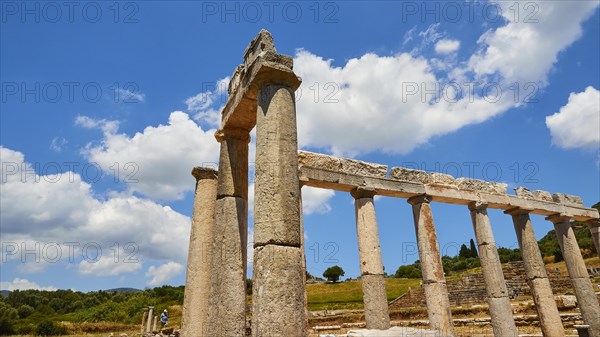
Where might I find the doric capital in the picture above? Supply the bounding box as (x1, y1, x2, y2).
(468, 201, 488, 212)
(351, 187, 376, 199)
(192, 167, 218, 181)
(586, 219, 600, 228)
(545, 213, 571, 224)
(298, 175, 309, 187)
(214, 127, 251, 143)
(504, 207, 533, 216)
(407, 194, 432, 206)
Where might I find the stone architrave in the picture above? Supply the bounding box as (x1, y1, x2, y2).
(351, 187, 391, 330)
(408, 195, 454, 335)
(469, 202, 518, 337)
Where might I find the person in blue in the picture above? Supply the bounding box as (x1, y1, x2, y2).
(160, 309, 168, 328)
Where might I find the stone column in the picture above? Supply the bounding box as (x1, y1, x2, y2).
(153, 316, 157, 332)
(140, 309, 147, 334)
(469, 202, 518, 337)
(506, 208, 564, 337)
(252, 82, 306, 337)
(299, 185, 309, 335)
(181, 167, 218, 337)
(351, 187, 390, 330)
(547, 215, 600, 337)
(206, 127, 249, 337)
(146, 306, 154, 333)
(408, 195, 453, 335)
(588, 219, 600, 260)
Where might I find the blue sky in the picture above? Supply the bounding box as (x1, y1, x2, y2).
(1, 1, 599, 292)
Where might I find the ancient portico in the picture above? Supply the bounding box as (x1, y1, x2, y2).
(181, 30, 600, 337)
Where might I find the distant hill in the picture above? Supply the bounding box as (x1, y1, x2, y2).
(105, 287, 141, 293)
(1, 290, 10, 297)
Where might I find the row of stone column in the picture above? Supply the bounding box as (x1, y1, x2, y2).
(183, 169, 599, 337)
(349, 192, 600, 337)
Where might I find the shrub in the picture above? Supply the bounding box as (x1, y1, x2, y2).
(36, 320, 68, 336)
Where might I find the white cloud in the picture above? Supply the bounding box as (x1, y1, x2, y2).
(79, 256, 142, 276)
(301, 187, 335, 215)
(186, 77, 230, 128)
(434, 39, 460, 54)
(0, 146, 193, 275)
(466, 1, 599, 85)
(115, 87, 145, 103)
(75, 115, 120, 135)
(79, 111, 220, 201)
(294, 50, 511, 156)
(49, 137, 68, 152)
(546, 86, 600, 149)
(146, 261, 184, 286)
(293, 1, 598, 157)
(0, 278, 57, 291)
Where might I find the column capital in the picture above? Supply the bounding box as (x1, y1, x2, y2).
(351, 187, 376, 199)
(586, 219, 600, 228)
(407, 194, 432, 205)
(298, 176, 309, 187)
(468, 201, 488, 212)
(215, 127, 251, 143)
(192, 167, 218, 181)
(504, 207, 533, 216)
(545, 213, 571, 224)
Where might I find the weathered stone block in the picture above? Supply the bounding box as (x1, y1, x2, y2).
(532, 190, 553, 202)
(514, 187, 534, 199)
(298, 150, 341, 172)
(206, 196, 247, 337)
(243, 29, 276, 69)
(486, 297, 517, 337)
(426, 172, 456, 186)
(216, 133, 249, 199)
(298, 150, 387, 178)
(555, 294, 577, 309)
(361, 274, 390, 330)
(456, 177, 507, 194)
(552, 193, 584, 206)
(252, 245, 306, 337)
(528, 278, 564, 337)
(341, 157, 388, 178)
(255, 85, 301, 247)
(355, 197, 384, 276)
(390, 167, 429, 183)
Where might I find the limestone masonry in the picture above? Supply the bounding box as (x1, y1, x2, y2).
(181, 30, 600, 337)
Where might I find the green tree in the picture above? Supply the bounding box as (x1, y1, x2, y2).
(459, 244, 471, 258)
(0, 301, 18, 335)
(323, 266, 345, 283)
(394, 265, 422, 278)
(469, 239, 478, 257)
(17, 304, 34, 318)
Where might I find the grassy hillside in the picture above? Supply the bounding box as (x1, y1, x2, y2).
(307, 278, 421, 311)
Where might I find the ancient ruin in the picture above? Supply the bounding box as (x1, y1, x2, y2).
(180, 30, 600, 337)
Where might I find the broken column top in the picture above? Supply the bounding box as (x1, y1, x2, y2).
(192, 166, 218, 180)
(243, 29, 276, 68)
(220, 29, 300, 131)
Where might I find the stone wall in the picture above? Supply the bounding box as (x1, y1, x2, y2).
(390, 261, 594, 310)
